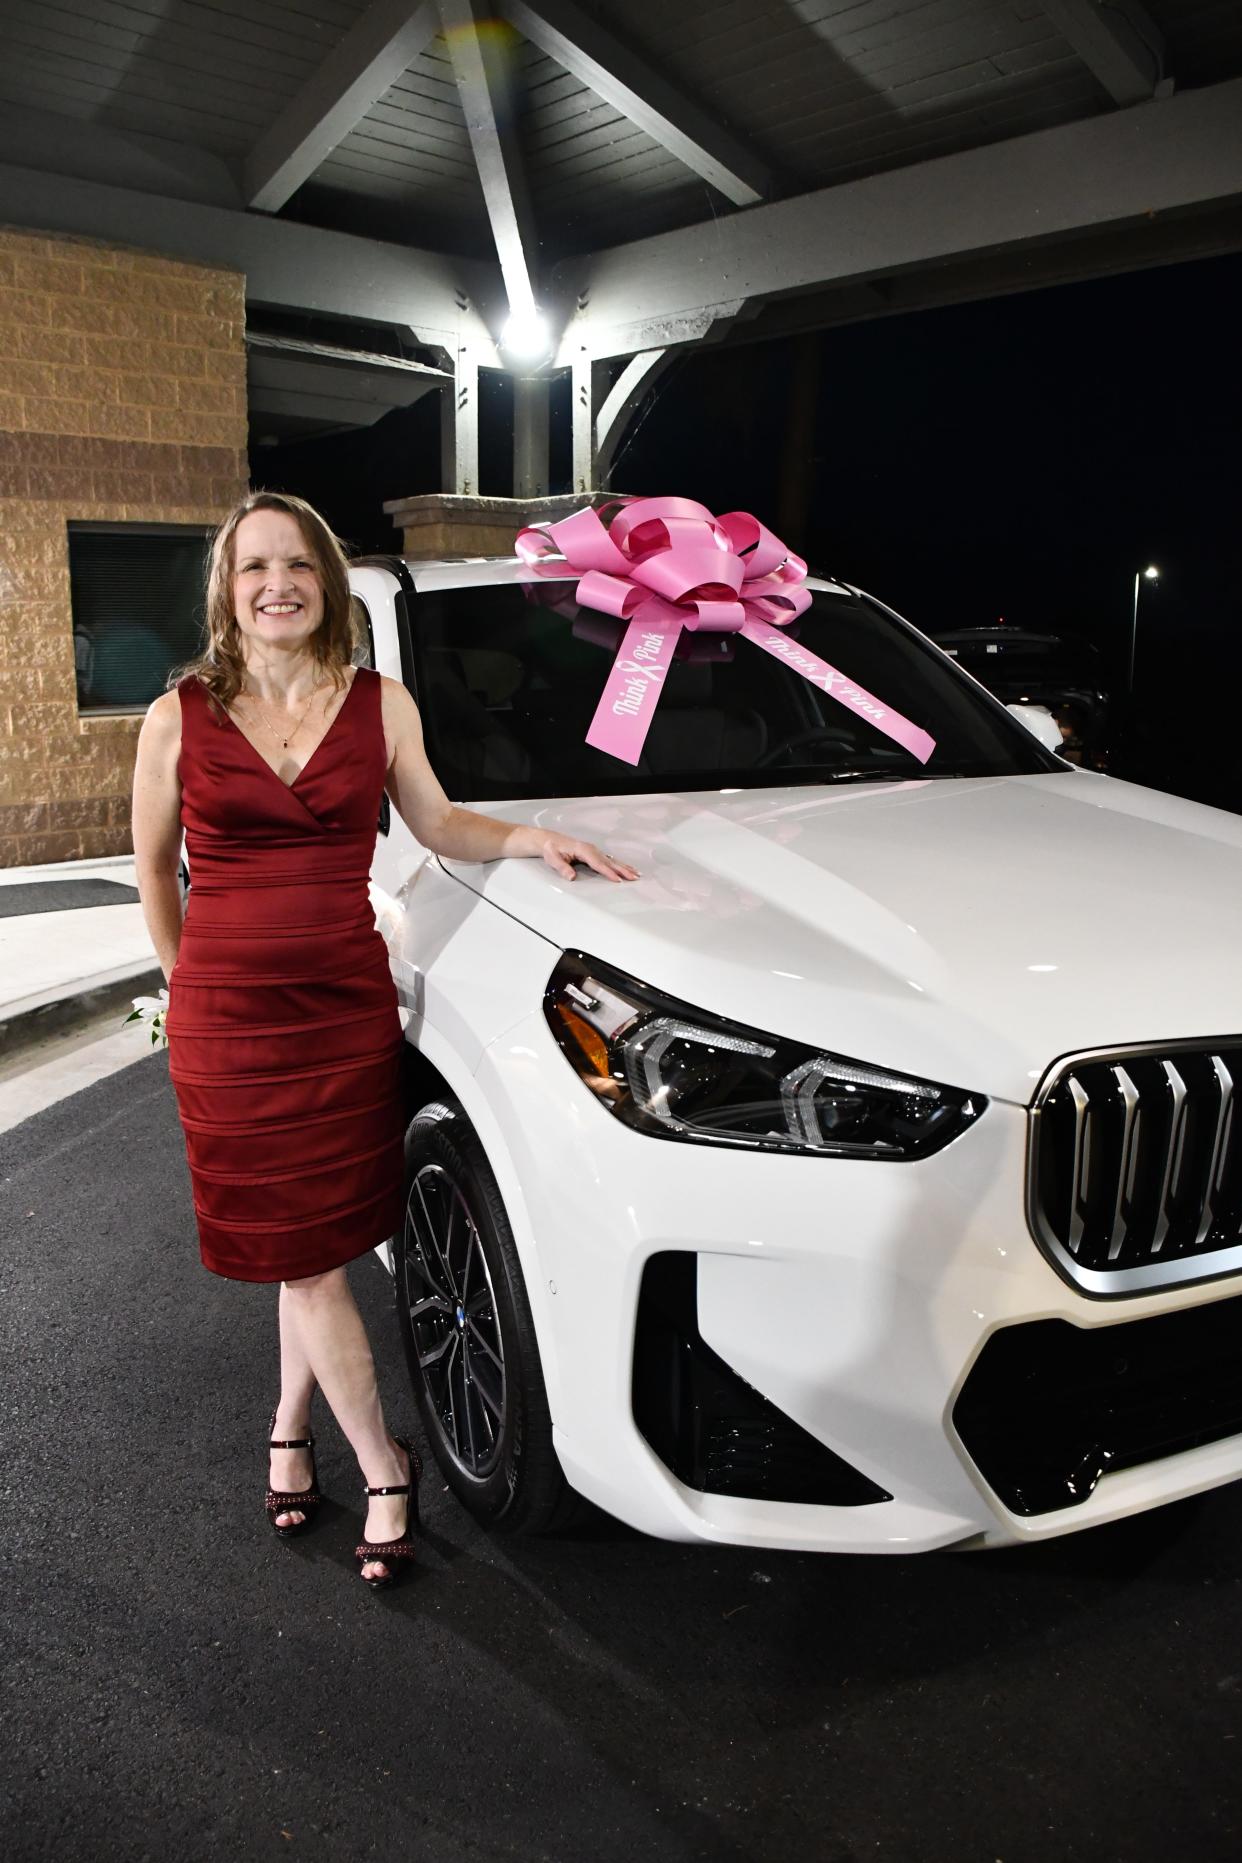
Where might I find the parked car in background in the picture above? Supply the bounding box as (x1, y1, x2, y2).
(930, 626, 1111, 767)
(348, 558, 1242, 1555)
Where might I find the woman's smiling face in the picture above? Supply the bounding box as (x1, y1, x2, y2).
(232, 508, 325, 651)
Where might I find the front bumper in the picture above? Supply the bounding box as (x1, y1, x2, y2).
(474, 1007, 1242, 1552)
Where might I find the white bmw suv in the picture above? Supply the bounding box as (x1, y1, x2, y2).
(350, 554, 1242, 1554)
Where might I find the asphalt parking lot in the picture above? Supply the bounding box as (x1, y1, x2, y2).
(2, 1051, 1241, 1863)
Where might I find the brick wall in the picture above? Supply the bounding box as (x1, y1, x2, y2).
(0, 227, 248, 868)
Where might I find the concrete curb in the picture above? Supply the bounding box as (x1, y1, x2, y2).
(0, 964, 166, 1061)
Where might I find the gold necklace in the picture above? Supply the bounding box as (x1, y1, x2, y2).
(240, 676, 327, 751)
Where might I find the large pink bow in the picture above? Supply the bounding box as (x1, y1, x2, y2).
(515, 496, 935, 767)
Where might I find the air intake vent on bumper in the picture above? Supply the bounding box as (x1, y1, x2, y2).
(631, 1253, 891, 1507)
(953, 1294, 1242, 1515)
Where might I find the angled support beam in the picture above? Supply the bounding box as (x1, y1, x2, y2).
(1043, 0, 1166, 107)
(556, 74, 1242, 362)
(439, 0, 538, 319)
(245, 0, 440, 212)
(595, 349, 671, 488)
(565, 347, 673, 490)
(505, 0, 771, 206)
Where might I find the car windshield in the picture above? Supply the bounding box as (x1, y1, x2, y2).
(408, 578, 1061, 802)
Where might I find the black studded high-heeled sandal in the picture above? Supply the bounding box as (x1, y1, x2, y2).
(355, 1439, 421, 1588)
(265, 1408, 322, 1538)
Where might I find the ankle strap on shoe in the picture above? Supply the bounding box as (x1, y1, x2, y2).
(366, 1480, 410, 1497)
(269, 1434, 313, 1450)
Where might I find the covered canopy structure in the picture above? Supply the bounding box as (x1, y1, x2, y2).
(1, 0, 1240, 492)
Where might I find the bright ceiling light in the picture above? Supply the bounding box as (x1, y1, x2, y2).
(1143, 564, 1160, 580)
(500, 307, 551, 363)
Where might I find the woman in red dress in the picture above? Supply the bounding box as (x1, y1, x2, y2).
(131, 492, 637, 1586)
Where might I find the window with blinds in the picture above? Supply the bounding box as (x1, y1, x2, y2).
(69, 523, 212, 713)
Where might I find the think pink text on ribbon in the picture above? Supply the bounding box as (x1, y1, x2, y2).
(514, 496, 936, 768)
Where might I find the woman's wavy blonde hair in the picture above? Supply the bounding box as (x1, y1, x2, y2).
(171, 490, 359, 713)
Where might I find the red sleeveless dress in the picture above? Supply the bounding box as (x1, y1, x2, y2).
(167, 667, 406, 1282)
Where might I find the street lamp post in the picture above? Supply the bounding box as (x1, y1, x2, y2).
(1128, 564, 1160, 691)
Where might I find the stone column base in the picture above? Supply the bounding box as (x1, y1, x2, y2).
(382, 491, 606, 561)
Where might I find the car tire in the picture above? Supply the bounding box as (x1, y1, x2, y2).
(394, 1099, 581, 1534)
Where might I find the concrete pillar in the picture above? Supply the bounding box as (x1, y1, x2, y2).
(382, 491, 606, 561)
(441, 347, 479, 495)
(571, 350, 595, 494)
(513, 375, 551, 499)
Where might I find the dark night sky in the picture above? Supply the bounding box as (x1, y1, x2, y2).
(254, 246, 1242, 813)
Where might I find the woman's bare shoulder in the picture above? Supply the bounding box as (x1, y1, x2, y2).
(139, 688, 183, 750)
(375, 673, 426, 774)
(376, 671, 421, 722)
(146, 688, 183, 726)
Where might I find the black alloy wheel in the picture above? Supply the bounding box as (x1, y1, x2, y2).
(393, 1100, 582, 1533)
(403, 1158, 505, 1479)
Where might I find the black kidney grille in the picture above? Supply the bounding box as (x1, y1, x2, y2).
(1031, 1042, 1242, 1290)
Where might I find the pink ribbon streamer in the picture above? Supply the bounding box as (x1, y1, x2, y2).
(515, 496, 935, 768)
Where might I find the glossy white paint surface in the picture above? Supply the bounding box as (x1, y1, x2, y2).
(354, 559, 1242, 1553)
(440, 772, 1242, 1103)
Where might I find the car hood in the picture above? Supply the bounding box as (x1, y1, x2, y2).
(439, 771, 1242, 1103)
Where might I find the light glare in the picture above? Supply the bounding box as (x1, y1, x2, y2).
(500, 308, 550, 362)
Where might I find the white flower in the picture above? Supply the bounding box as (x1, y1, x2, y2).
(124, 987, 171, 1048)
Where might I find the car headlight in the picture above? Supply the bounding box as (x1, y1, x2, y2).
(543, 952, 984, 1159)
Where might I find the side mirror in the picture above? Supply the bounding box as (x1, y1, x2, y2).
(1006, 703, 1064, 754)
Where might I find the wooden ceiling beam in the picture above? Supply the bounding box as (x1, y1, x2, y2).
(504, 0, 772, 207)
(245, 0, 441, 212)
(1043, 0, 1167, 107)
(0, 159, 494, 357)
(556, 75, 1242, 361)
(438, 0, 539, 322)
